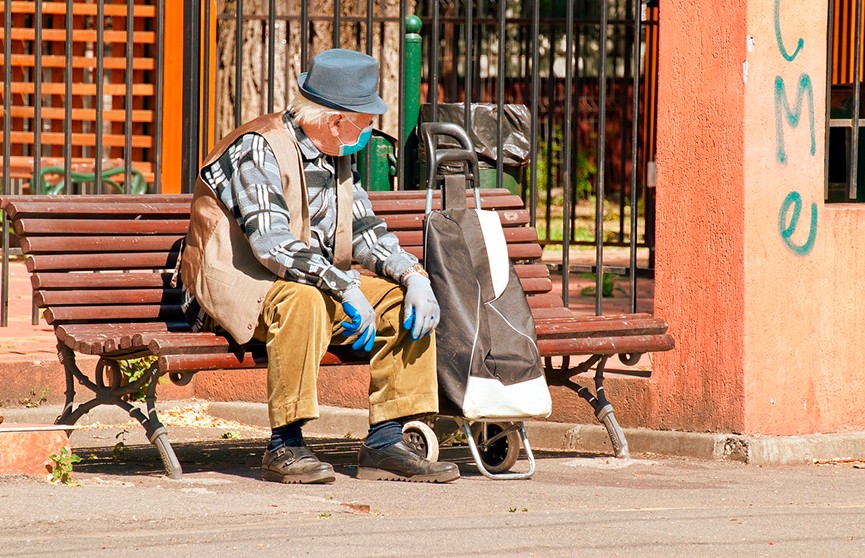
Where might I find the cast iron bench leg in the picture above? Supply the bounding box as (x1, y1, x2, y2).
(546, 354, 631, 459)
(54, 343, 183, 479)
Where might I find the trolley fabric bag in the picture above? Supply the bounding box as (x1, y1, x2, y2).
(423, 179, 552, 420)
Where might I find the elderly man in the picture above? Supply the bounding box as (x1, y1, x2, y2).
(180, 49, 458, 484)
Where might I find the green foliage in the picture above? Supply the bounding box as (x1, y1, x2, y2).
(20, 387, 49, 408)
(579, 273, 625, 298)
(113, 429, 129, 459)
(47, 447, 82, 486)
(221, 431, 241, 440)
(118, 356, 159, 402)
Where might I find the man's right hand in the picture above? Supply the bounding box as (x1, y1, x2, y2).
(340, 287, 377, 352)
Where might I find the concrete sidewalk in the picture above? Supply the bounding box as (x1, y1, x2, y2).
(1, 401, 864, 557)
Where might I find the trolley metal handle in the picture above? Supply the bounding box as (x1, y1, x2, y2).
(419, 122, 482, 213)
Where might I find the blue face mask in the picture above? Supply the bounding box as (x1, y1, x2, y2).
(337, 119, 374, 156)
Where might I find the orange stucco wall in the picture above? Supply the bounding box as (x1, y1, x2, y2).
(656, 0, 865, 436)
(653, 1, 748, 433)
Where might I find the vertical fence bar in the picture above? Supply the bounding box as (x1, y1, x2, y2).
(544, 24, 555, 242)
(34, 0, 43, 191)
(301, 0, 308, 72)
(0, 0, 12, 327)
(850, 0, 862, 199)
(464, 0, 473, 133)
(31, 0, 44, 325)
(617, 21, 627, 244)
(267, 0, 276, 112)
(529, 0, 540, 225)
(628, 0, 644, 313)
(235, 0, 243, 128)
(495, 0, 505, 190)
(64, 0, 73, 192)
(124, 0, 134, 192)
(334, 0, 341, 46)
(1, 212, 6, 327)
(397, 0, 406, 189)
(362, 0, 373, 190)
(201, 0, 211, 161)
(430, 0, 440, 124)
(825, 0, 835, 200)
(1, 0, 9, 327)
(366, 0, 373, 53)
(95, 0, 105, 193)
(562, 0, 574, 307)
(182, 0, 202, 193)
(154, 0, 164, 193)
(594, 0, 609, 315)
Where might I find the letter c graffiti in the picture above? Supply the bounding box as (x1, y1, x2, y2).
(778, 191, 817, 255)
(775, 0, 804, 62)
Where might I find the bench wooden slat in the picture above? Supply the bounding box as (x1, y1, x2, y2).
(365, 188, 511, 201)
(382, 209, 530, 231)
(370, 195, 525, 214)
(530, 307, 575, 320)
(144, 332, 241, 353)
(158, 351, 268, 372)
(45, 305, 183, 325)
(4, 201, 190, 219)
(32, 271, 174, 289)
(22, 235, 185, 253)
(535, 317, 668, 338)
(1, 195, 189, 209)
(393, 226, 539, 246)
(526, 294, 571, 309)
(514, 264, 551, 279)
(158, 349, 354, 372)
(14, 218, 189, 236)
(27, 252, 178, 272)
(402, 242, 542, 262)
(518, 277, 553, 295)
(57, 322, 190, 353)
(538, 334, 675, 357)
(36, 288, 181, 307)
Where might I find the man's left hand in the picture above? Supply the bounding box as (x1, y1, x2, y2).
(402, 274, 440, 341)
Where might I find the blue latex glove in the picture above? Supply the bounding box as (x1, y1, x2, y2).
(402, 274, 440, 341)
(340, 286, 377, 352)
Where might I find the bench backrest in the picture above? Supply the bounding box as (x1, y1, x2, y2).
(3, 190, 563, 332)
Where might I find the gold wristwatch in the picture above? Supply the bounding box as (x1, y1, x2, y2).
(400, 264, 429, 282)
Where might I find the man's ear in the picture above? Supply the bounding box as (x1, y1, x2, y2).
(326, 113, 342, 137)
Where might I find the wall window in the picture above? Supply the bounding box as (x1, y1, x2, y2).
(827, 0, 865, 202)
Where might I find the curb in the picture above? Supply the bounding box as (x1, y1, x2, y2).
(4, 401, 865, 466)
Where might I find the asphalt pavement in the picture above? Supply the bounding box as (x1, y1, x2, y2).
(1, 403, 864, 557)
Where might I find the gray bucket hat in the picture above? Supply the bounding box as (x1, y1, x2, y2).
(297, 49, 388, 115)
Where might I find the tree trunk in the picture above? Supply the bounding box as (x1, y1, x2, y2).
(215, 0, 407, 142)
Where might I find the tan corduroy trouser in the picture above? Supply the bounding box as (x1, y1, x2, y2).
(252, 274, 439, 428)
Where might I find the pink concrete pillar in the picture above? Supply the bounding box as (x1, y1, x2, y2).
(656, 1, 865, 436)
(654, 1, 748, 433)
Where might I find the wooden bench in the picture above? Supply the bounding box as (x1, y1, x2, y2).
(1, 191, 674, 478)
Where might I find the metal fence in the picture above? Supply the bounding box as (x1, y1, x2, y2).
(0, 0, 166, 325)
(1, 0, 658, 326)
(183, 0, 659, 314)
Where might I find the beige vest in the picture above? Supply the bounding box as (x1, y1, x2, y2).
(181, 112, 352, 343)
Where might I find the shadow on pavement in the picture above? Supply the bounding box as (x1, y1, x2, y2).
(71, 436, 602, 480)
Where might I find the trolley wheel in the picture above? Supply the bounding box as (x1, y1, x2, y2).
(402, 420, 440, 462)
(471, 422, 520, 474)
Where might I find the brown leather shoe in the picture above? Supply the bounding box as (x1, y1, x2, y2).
(262, 446, 335, 484)
(357, 441, 459, 483)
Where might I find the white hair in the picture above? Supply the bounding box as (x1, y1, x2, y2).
(288, 94, 349, 126)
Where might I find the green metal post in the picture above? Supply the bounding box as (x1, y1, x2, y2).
(402, 15, 423, 190)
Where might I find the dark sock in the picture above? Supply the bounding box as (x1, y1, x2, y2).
(268, 421, 304, 452)
(365, 419, 403, 450)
